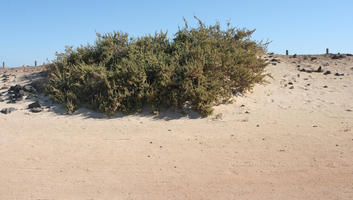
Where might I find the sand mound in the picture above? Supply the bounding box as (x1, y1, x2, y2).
(1, 54, 353, 199)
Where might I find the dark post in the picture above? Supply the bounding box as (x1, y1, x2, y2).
(286, 50, 289, 56)
(326, 48, 329, 55)
(35, 60, 37, 67)
(2, 61, 4, 68)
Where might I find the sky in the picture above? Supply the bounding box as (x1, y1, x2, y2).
(1, 0, 352, 67)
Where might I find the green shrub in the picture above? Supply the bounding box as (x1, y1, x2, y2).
(46, 17, 269, 117)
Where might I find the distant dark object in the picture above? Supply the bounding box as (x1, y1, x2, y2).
(269, 52, 274, 55)
(331, 54, 345, 59)
(272, 63, 277, 66)
(323, 70, 331, 75)
(299, 68, 313, 73)
(316, 66, 322, 72)
(0, 107, 16, 114)
(288, 82, 293, 85)
(323, 85, 328, 88)
(346, 54, 353, 56)
(334, 72, 344, 76)
(292, 54, 297, 58)
(311, 57, 317, 61)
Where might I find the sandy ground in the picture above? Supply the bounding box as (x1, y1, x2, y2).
(0, 54, 353, 200)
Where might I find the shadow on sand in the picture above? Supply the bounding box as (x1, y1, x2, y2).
(41, 97, 202, 121)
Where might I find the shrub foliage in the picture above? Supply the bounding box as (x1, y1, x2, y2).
(46, 17, 268, 117)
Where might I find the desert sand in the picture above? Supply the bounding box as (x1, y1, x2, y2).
(0, 54, 353, 200)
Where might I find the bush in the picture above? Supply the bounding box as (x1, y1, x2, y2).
(46, 17, 269, 117)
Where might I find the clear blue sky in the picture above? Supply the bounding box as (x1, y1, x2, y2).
(1, 0, 352, 67)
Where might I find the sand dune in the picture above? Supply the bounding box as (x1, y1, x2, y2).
(1, 54, 353, 199)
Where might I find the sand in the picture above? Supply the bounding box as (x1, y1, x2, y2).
(0, 54, 353, 200)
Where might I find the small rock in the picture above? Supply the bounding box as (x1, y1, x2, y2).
(271, 58, 280, 62)
(323, 85, 328, 88)
(23, 85, 37, 93)
(323, 70, 331, 75)
(346, 109, 352, 112)
(289, 86, 294, 89)
(311, 57, 317, 61)
(288, 82, 293, 85)
(334, 73, 344, 76)
(28, 101, 41, 109)
(30, 107, 43, 113)
(256, 124, 260, 127)
(9, 85, 22, 93)
(0, 107, 16, 114)
(245, 111, 250, 114)
(292, 54, 297, 58)
(313, 125, 318, 128)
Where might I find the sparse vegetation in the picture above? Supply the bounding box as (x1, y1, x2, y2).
(46, 17, 269, 117)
